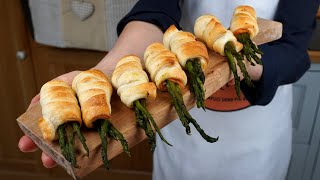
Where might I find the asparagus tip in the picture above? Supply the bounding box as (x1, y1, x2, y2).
(134, 100, 172, 147)
(186, 127, 191, 135)
(202, 106, 206, 111)
(207, 136, 219, 143)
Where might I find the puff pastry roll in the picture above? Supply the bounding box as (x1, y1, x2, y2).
(163, 25, 208, 70)
(72, 69, 130, 168)
(39, 80, 82, 141)
(112, 55, 171, 151)
(194, 15, 243, 56)
(194, 14, 251, 97)
(111, 55, 156, 108)
(144, 43, 217, 143)
(230, 5, 259, 39)
(230, 5, 263, 90)
(163, 25, 209, 109)
(144, 43, 187, 91)
(230, 5, 262, 65)
(72, 69, 113, 128)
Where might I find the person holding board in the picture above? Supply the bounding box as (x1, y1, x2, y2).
(19, 0, 319, 180)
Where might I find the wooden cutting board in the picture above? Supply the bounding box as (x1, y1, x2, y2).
(17, 18, 282, 179)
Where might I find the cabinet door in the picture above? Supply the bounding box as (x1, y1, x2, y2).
(0, 0, 39, 177)
(287, 64, 320, 180)
(30, 40, 104, 89)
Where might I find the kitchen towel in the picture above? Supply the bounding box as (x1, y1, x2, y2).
(29, 0, 138, 51)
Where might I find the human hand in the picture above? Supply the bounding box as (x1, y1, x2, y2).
(18, 20, 164, 169)
(18, 70, 81, 168)
(220, 56, 263, 90)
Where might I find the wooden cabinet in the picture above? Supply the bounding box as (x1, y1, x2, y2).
(0, 1, 152, 179)
(0, 0, 39, 176)
(29, 41, 104, 90)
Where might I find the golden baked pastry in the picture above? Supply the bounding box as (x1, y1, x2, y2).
(111, 55, 156, 108)
(72, 69, 113, 128)
(39, 80, 88, 167)
(72, 69, 130, 169)
(230, 5, 259, 39)
(39, 80, 82, 141)
(194, 15, 243, 56)
(163, 25, 209, 109)
(194, 14, 248, 97)
(163, 25, 208, 70)
(144, 43, 187, 91)
(112, 55, 171, 151)
(144, 43, 218, 143)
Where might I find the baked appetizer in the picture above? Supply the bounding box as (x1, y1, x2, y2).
(112, 55, 171, 152)
(39, 80, 88, 167)
(163, 25, 209, 109)
(194, 15, 246, 97)
(231, 5, 262, 66)
(144, 43, 218, 143)
(72, 69, 130, 169)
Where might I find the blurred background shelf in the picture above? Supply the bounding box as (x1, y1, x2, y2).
(308, 6, 320, 63)
(309, 51, 320, 63)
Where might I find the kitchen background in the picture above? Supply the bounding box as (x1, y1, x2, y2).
(0, 0, 319, 180)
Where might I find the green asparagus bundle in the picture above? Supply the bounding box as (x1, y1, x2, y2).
(144, 43, 218, 143)
(58, 122, 88, 168)
(94, 119, 130, 169)
(231, 5, 263, 67)
(163, 25, 209, 110)
(39, 80, 88, 168)
(195, 14, 254, 97)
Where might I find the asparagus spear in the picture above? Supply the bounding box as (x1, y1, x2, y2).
(135, 104, 156, 152)
(166, 80, 191, 135)
(58, 120, 129, 169)
(96, 119, 109, 169)
(57, 122, 88, 168)
(58, 124, 69, 161)
(107, 120, 131, 156)
(166, 80, 218, 143)
(236, 57, 254, 88)
(185, 59, 206, 110)
(66, 124, 78, 168)
(236, 32, 263, 65)
(224, 41, 256, 97)
(95, 119, 130, 169)
(73, 122, 89, 157)
(133, 99, 172, 152)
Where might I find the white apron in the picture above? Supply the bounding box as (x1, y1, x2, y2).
(153, 1, 293, 180)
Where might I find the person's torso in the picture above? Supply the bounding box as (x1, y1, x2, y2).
(153, 2, 293, 180)
(180, 0, 280, 31)
(180, 0, 280, 111)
